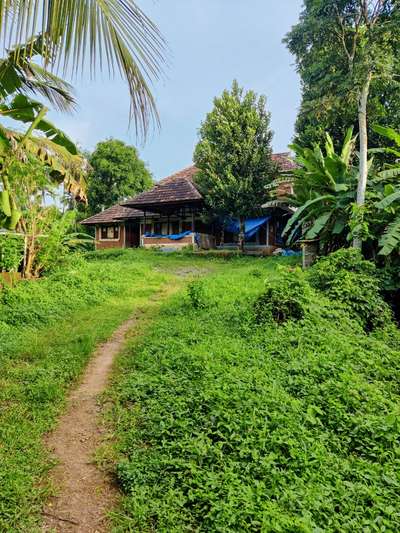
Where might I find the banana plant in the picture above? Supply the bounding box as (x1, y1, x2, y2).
(282, 128, 358, 247)
(370, 125, 400, 255)
(0, 94, 87, 230)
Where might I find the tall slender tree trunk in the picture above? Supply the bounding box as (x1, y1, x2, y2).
(238, 216, 245, 253)
(353, 72, 372, 249)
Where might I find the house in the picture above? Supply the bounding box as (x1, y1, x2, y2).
(81, 153, 296, 252)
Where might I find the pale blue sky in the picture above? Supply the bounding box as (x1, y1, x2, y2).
(49, 0, 303, 181)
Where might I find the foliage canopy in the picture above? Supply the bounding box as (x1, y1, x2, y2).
(194, 81, 276, 248)
(87, 139, 153, 215)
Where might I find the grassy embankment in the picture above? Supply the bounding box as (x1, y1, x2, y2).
(0, 249, 219, 532)
(107, 256, 400, 532)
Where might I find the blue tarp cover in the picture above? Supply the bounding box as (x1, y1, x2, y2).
(144, 230, 192, 241)
(225, 216, 270, 240)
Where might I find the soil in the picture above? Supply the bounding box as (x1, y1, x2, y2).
(42, 313, 141, 533)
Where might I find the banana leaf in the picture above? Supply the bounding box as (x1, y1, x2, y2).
(379, 218, 400, 256)
(376, 190, 400, 210)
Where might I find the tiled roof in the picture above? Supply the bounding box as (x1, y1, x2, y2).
(123, 166, 202, 208)
(80, 204, 145, 225)
(124, 154, 295, 209)
(271, 152, 297, 172)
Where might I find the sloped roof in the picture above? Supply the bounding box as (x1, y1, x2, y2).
(80, 204, 145, 225)
(271, 152, 297, 172)
(124, 154, 295, 210)
(123, 165, 202, 209)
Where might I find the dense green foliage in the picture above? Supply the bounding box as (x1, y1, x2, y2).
(371, 125, 400, 256)
(0, 250, 212, 531)
(193, 81, 276, 247)
(0, 233, 23, 271)
(87, 139, 153, 215)
(109, 254, 400, 531)
(254, 268, 308, 324)
(284, 0, 400, 149)
(308, 249, 392, 331)
(283, 128, 358, 249)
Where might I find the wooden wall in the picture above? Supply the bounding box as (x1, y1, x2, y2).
(95, 225, 125, 250)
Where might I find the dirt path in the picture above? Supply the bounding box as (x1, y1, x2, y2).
(42, 310, 143, 532)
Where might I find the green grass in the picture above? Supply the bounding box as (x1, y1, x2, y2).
(0, 249, 222, 532)
(107, 257, 400, 532)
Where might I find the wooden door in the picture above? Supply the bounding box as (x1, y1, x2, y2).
(125, 223, 140, 247)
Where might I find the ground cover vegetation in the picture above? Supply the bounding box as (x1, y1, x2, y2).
(107, 249, 400, 532)
(0, 249, 219, 531)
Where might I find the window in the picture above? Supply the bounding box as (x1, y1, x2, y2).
(100, 226, 119, 240)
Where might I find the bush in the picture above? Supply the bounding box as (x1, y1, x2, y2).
(308, 248, 392, 330)
(187, 279, 207, 309)
(0, 234, 24, 272)
(254, 268, 308, 323)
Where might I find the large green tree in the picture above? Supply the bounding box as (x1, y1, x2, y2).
(193, 81, 277, 251)
(285, 0, 400, 248)
(87, 139, 153, 214)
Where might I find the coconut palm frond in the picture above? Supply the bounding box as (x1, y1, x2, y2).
(0, 1, 167, 137)
(0, 35, 75, 112)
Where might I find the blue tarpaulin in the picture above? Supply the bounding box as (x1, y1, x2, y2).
(225, 217, 270, 240)
(144, 230, 192, 241)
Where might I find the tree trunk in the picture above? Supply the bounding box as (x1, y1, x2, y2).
(238, 217, 245, 253)
(353, 72, 372, 249)
(220, 228, 225, 247)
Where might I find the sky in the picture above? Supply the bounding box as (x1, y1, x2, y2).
(48, 0, 303, 181)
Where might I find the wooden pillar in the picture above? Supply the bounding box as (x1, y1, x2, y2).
(191, 210, 195, 233)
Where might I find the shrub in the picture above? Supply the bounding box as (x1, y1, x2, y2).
(308, 248, 392, 330)
(253, 268, 308, 324)
(0, 234, 24, 272)
(187, 279, 207, 309)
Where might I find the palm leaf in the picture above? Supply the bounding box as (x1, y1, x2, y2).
(282, 195, 334, 237)
(1, 94, 77, 153)
(378, 217, 400, 255)
(0, 35, 75, 112)
(332, 217, 346, 235)
(340, 127, 355, 166)
(377, 168, 400, 180)
(376, 190, 400, 210)
(305, 211, 333, 239)
(0, 1, 167, 137)
(369, 147, 400, 158)
(373, 125, 400, 147)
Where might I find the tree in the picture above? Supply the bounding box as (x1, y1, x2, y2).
(285, 0, 400, 248)
(0, 1, 166, 137)
(193, 81, 276, 251)
(87, 139, 153, 214)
